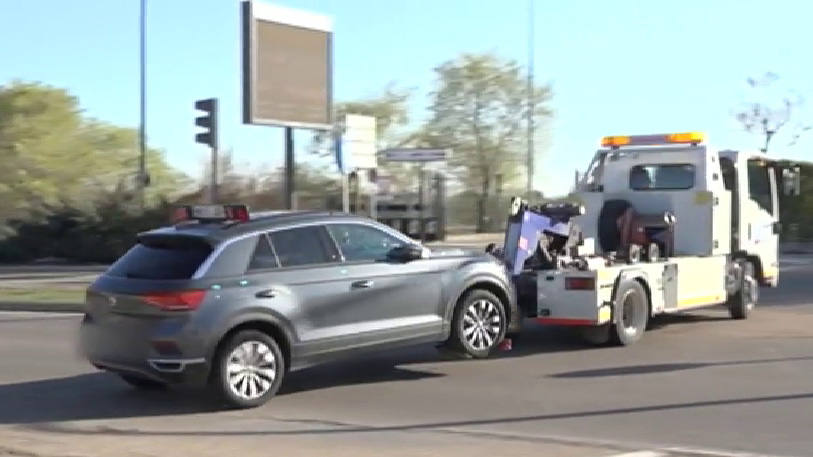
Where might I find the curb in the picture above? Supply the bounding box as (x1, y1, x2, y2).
(0, 302, 85, 313)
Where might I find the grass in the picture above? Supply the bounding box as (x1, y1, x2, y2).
(0, 287, 86, 312)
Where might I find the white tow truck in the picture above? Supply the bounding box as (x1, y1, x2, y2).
(498, 132, 801, 345)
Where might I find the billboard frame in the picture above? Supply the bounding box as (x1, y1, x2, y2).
(241, 0, 334, 130)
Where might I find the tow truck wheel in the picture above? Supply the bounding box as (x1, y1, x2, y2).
(612, 280, 649, 346)
(447, 289, 507, 359)
(728, 261, 757, 319)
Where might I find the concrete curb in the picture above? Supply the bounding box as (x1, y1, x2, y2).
(0, 302, 85, 313)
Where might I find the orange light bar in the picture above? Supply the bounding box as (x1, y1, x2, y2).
(601, 132, 705, 148)
(601, 136, 631, 147)
(666, 132, 705, 144)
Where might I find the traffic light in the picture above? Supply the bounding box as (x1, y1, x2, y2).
(194, 98, 218, 148)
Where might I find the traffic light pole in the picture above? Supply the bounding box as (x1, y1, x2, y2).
(284, 127, 295, 210)
(194, 98, 218, 204)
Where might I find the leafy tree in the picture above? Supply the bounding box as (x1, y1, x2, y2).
(0, 81, 187, 232)
(424, 54, 551, 231)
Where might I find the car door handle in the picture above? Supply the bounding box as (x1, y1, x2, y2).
(351, 280, 374, 289)
(255, 289, 276, 299)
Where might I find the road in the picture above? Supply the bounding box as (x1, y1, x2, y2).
(1, 256, 812, 457)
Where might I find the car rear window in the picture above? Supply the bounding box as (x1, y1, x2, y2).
(107, 236, 213, 280)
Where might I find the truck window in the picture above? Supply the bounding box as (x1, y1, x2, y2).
(747, 160, 773, 213)
(629, 164, 695, 190)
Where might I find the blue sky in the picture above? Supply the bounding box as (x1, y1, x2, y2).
(1, 0, 811, 196)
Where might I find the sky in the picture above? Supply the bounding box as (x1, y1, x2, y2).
(1, 0, 811, 197)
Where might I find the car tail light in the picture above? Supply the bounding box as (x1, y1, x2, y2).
(565, 277, 595, 290)
(141, 290, 206, 311)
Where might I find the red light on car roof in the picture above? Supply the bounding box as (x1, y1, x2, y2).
(224, 205, 250, 222)
(171, 207, 192, 223)
(170, 205, 250, 224)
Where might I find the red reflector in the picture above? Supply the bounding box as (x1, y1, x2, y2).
(565, 277, 595, 290)
(141, 290, 206, 311)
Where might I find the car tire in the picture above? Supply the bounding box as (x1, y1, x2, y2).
(611, 279, 649, 346)
(118, 374, 167, 390)
(728, 261, 757, 319)
(211, 330, 285, 409)
(447, 289, 507, 359)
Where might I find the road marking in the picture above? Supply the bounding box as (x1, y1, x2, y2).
(607, 452, 666, 457)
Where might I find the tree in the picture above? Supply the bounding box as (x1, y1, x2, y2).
(0, 81, 186, 232)
(424, 54, 551, 231)
(735, 72, 811, 153)
(310, 85, 422, 191)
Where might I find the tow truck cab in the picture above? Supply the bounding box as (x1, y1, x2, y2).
(506, 132, 800, 344)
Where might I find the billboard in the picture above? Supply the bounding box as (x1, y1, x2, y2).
(241, 1, 333, 129)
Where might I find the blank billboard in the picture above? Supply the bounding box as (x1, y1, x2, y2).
(242, 1, 332, 129)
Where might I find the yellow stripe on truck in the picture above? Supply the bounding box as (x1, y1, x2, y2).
(679, 295, 725, 308)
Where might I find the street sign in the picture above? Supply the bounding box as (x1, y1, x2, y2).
(382, 148, 450, 162)
(343, 114, 377, 169)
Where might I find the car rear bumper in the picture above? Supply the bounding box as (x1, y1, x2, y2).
(79, 313, 211, 386)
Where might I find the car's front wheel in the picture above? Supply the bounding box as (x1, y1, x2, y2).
(447, 289, 507, 358)
(211, 330, 285, 409)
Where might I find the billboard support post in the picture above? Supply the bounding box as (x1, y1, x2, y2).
(284, 126, 294, 210)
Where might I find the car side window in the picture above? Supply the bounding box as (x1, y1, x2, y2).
(327, 223, 405, 262)
(268, 226, 340, 267)
(248, 234, 278, 271)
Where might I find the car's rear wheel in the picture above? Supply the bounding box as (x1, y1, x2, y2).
(118, 374, 167, 390)
(211, 330, 284, 409)
(446, 289, 506, 358)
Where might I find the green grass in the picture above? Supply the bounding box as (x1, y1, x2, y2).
(0, 287, 85, 304)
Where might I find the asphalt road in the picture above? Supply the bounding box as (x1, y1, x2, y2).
(1, 257, 813, 457)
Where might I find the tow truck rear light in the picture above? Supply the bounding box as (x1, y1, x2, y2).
(565, 277, 595, 290)
(601, 132, 705, 148)
(141, 290, 207, 311)
(171, 205, 250, 224)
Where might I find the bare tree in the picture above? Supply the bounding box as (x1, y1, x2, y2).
(735, 72, 810, 153)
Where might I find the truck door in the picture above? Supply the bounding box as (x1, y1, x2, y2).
(745, 159, 779, 286)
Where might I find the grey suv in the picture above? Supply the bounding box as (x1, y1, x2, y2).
(80, 208, 518, 408)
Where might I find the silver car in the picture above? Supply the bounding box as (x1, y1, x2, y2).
(80, 208, 519, 408)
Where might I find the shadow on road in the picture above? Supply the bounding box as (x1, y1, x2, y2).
(549, 355, 813, 378)
(0, 362, 444, 425)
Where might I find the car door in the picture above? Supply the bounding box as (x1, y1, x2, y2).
(242, 226, 363, 355)
(324, 222, 445, 345)
(745, 159, 780, 284)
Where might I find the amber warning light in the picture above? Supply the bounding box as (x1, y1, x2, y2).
(601, 132, 705, 148)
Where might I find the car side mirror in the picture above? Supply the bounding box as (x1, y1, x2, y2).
(386, 245, 423, 262)
(783, 167, 801, 196)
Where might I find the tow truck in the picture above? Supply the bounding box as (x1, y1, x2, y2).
(493, 132, 801, 345)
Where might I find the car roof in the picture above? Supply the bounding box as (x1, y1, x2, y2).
(140, 210, 384, 244)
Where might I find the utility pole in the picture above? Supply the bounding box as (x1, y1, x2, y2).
(138, 0, 147, 208)
(526, 0, 535, 197)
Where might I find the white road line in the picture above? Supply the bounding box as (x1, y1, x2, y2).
(607, 452, 667, 457)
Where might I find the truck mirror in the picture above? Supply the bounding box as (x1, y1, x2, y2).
(782, 167, 801, 196)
